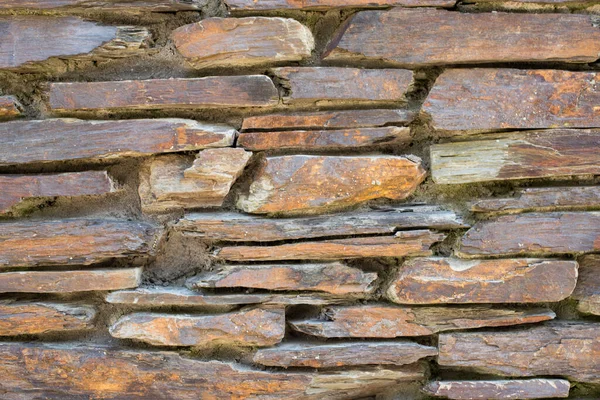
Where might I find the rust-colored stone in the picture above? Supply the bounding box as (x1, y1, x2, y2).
(237, 155, 426, 215)
(172, 17, 314, 69)
(272, 67, 414, 106)
(324, 9, 600, 66)
(217, 231, 444, 261)
(386, 258, 578, 304)
(186, 262, 377, 295)
(0, 96, 22, 119)
(438, 322, 600, 384)
(226, 0, 455, 10)
(571, 255, 600, 316)
(48, 76, 279, 112)
(110, 307, 285, 347)
(423, 379, 571, 399)
(0, 302, 96, 335)
(289, 305, 554, 338)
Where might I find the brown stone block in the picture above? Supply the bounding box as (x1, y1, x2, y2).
(0, 0, 204, 11)
(226, 0, 455, 11)
(571, 255, 600, 316)
(0, 302, 96, 335)
(423, 379, 571, 399)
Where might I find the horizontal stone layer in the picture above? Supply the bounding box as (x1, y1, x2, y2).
(324, 9, 600, 65)
(48, 76, 279, 112)
(175, 207, 465, 242)
(431, 129, 600, 184)
(571, 255, 600, 315)
(423, 379, 571, 399)
(0, 96, 21, 119)
(0, 118, 235, 166)
(216, 230, 444, 261)
(290, 305, 554, 338)
(226, 0, 455, 10)
(172, 17, 314, 69)
(424, 69, 600, 133)
(0, 0, 204, 10)
(438, 322, 600, 383)
(0, 302, 96, 336)
(385, 258, 578, 304)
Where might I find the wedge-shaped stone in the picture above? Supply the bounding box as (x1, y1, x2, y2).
(172, 17, 314, 69)
(49, 76, 279, 112)
(571, 255, 600, 315)
(472, 186, 600, 214)
(0, 16, 149, 69)
(386, 258, 578, 304)
(438, 322, 600, 384)
(175, 207, 466, 242)
(0, 302, 96, 336)
(272, 67, 413, 106)
(238, 127, 410, 151)
(0, 0, 204, 10)
(242, 109, 415, 131)
(0, 171, 115, 216)
(110, 307, 285, 347)
(424, 69, 600, 133)
(0, 219, 159, 268)
(237, 155, 426, 215)
(253, 341, 437, 368)
(227, 0, 454, 10)
(324, 9, 600, 66)
(0, 119, 235, 166)
(0, 96, 22, 120)
(0, 268, 141, 293)
(423, 379, 571, 399)
(289, 305, 554, 338)
(459, 212, 600, 257)
(187, 262, 377, 295)
(0, 343, 426, 399)
(217, 231, 444, 261)
(431, 129, 600, 184)
(139, 149, 251, 213)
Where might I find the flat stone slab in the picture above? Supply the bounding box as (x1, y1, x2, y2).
(225, 0, 455, 11)
(423, 379, 571, 399)
(571, 255, 600, 316)
(0, 302, 96, 336)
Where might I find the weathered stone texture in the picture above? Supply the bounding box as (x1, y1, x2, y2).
(290, 305, 554, 338)
(438, 322, 600, 383)
(172, 17, 314, 69)
(186, 262, 377, 295)
(216, 231, 444, 261)
(459, 212, 600, 257)
(423, 379, 571, 399)
(324, 9, 600, 65)
(571, 255, 600, 315)
(226, 0, 455, 10)
(272, 67, 414, 106)
(110, 308, 285, 347)
(237, 155, 426, 215)
(0, 96, 22, 119)
(0, 0, 205, 10)
(49, 76, 279, 112)
(253, 342, 437, 368)
(431, 129, 600, 184)
(386, 258, 578, 304)
(0, 119, 235, 166)
(0, 302, 96, 336)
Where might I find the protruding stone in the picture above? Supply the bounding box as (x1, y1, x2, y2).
(0, 96, 22, 120)
(0, 302, 96, 336)
(324, 9, 600, 66)
(172, 17, 314, 69)
(110, 307, 285, 347)
(289, 305, 554, 338)
(386, 258, 578, 304)
(237, 155, 426, 215)
(226, 0, 455, 10)
(423, 379, 571, 399)
(571, 255, 600, 316)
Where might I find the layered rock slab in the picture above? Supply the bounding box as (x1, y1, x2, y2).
(225, 0, 455, 11)
(0, 302, 96, 335)
(0, 0, 205, 10)
(571, 255, 600, 315)
(423, 379, 571, 399)
(0, 96, 22, 120)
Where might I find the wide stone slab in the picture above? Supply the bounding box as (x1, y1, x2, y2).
(175, 207, 466, 242)
(424, 69, 600, 133)
(438, 322, 600, 383)
(423, 379, 571, 399)
(172, 17, 314, 69)
(253, 341, 437, 368)
(459, 212, 600, 257)
(431, 129, 600, 184)
(226, 0, 455, 10)
(0, 96, 22, 120)
(237, 155, 426, 215)
(216, 231, 444, 261)
(110, 307, 285, 347)
(0, 302, 96, 336)
(385, 258, 578, 304)
(48, 76, 279, 112)
(0, 0, 205, 11)
(186, 262, 377, 295)
(0, 118, 235, 166)
(571, 255, 600, 315)
(289, 305, 554, 338)
(323, 9, 600, 66)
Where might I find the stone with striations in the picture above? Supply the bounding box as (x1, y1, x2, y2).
(226, 0, 455, 11)
(423, 379, 571, 399)
(0, 96, 22, 120)
(0, 0, 206, 11)
(0, 302, 96, 336)
(571, 255, 600, 316)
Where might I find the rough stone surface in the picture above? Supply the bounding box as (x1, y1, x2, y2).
(237, 155, 426, 215)
(0, 96, 22, 120)
(0, 119, 235, 166)
(386, 258, 578, 304)
(423, 379, 571, 399)
(290, 305, 554, 338)
(324, 9, 600, 66)
(49, 76, 279, 112)
(0, 0, 205, 10)
(438, 322, 600, 384)
(226, 0, 455, 10)
(253, 341, 438, 368)
(571, 255, 600, 316)
(172, 17, 314, 69)
(110, 307, 285, 347)
(0, 302, 96, 336)
(216, 231, 444, 261)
